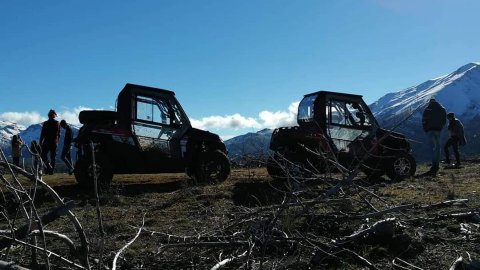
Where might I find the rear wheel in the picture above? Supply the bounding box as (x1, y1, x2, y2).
(385, 152, 416, 181)
(74, 153, 113, 188)
(194, 150, 230, 184)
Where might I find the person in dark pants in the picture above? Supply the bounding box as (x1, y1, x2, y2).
(422, 98, 447, 176)
(40, 109, 60, 174)
(444, 112, 466, 168)
(60, 120, 74, 174)
(11, 135, 23, 166)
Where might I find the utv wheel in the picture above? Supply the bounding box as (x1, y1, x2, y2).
(385, 152, 416, 181)
(194, 150, 230, 184)
(74, 153, 114, 188)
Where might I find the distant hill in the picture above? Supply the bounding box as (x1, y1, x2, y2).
(225, 128, 273, 161)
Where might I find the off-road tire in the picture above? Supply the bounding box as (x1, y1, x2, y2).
(194, 150, 230, 184)
(74, 153, 114, 188)
(385, 152, 416, 181)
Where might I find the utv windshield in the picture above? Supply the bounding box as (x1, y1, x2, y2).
(298, 94, 317, 122)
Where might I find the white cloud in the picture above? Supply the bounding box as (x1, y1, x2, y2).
(191, 101, 300, 130)
(1, 102, 300, 133)
(0, 106, 94, 127)
(191, 113, 261, 130)
(57, 106, 93, 126)
(0, 112, 45, 127)
(259, 101, 299, 128)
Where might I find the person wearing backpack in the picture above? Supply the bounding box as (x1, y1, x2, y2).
(444, 112, 467, 168)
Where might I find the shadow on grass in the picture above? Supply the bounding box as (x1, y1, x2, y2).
(20, 181, 185, 207)
(232, 180, 288, 207)
(54, 181, 185, 198)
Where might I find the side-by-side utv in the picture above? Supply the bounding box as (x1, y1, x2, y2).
(267, 91, 416, 181)
(74, 83, 230, 187)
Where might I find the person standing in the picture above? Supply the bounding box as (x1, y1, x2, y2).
(422, 98, 447, 176)
(60, 120, 74, 174)
(444, 112, 466, 168)
(40, 109, 61, 174)
(11, 135, 23, 166)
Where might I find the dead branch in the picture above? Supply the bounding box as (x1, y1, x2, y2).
(0, 201, 75, 250)
(91, 142, 106, 270)
(0, 260, 30, 270)
(0, 161, 90, 268)
(0, 235, 87, 270)
(30, 230, 76, 255)
(392, 257, 424, 270)
(112, 214, 145, 270)
(335, 218, 396, 245)
(210, 250, 248, 270)
(339, 247, 378, 270)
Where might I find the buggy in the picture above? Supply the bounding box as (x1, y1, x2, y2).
(267, 91, 416, 181)
(74, 84, 230, 187)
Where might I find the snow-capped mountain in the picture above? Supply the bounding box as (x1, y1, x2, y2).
(0, 120, 25, 147)
(371, 62, 480, 124)
(371, 62, 480, 160)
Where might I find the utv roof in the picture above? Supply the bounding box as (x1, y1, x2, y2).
(120, 83, 175, 95)
(304, 90, 363, 99)
(116, 83, 176, 126)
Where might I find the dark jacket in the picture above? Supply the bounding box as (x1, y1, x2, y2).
(40, 119, 61, 145)
(448, 118, 467, 146)
(422, 100, 447, 132)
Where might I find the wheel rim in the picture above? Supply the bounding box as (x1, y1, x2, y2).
(87, 163, 102, 178)
(202, 160, 224, 183)
(393, 157, 411, 176)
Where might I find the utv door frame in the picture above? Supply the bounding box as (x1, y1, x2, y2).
(131, 93, 188, 172)
(325, 96, 376, 152)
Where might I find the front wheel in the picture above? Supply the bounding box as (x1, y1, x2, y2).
(385, 152, 416, 181)
(194, 150, 230, 184)
(74, 153, 114, 188)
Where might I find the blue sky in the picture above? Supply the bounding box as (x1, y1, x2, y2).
(1, 0, 479, 138)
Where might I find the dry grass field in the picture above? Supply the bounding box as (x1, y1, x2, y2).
(1, 160, 480, 269)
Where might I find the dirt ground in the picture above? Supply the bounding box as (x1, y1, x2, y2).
(1, 161, 480, 269)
